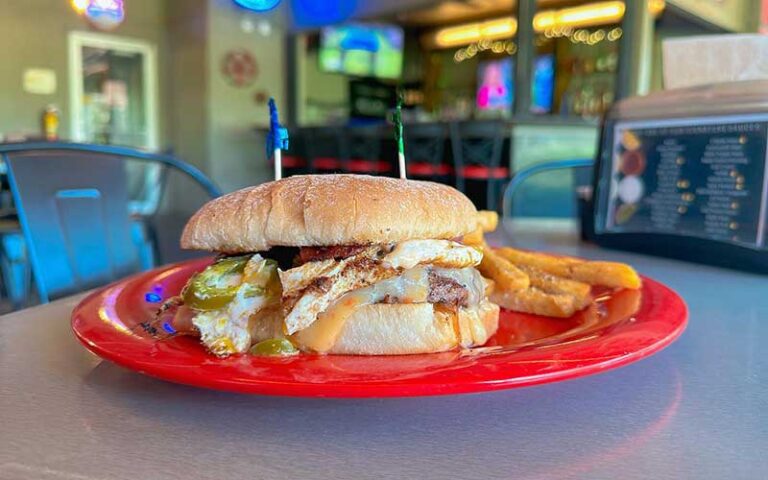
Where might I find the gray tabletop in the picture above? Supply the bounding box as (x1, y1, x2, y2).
(2, 222, 766, 480)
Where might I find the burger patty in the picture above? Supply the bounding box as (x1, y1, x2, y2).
(427, 271, 469, 306)
(381, 271, 469, 307)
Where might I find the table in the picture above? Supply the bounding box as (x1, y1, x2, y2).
(2, 222, 766, 480)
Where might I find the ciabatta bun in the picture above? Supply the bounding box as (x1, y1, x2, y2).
(292, 300, 499, 355)
(181, 175, 478, 252)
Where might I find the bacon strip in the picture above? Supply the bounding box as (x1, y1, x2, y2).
(297, 245, 369, 265)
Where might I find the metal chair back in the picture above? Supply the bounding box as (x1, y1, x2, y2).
(304, 127, 346, 173)
(501, 158, 595, 235)
(0, 142, 219, 302)
(403, 123, 450, 180)
(449, 121, 508, 210)
(346, 125, 382, 161)
(344, 125, 392, 174)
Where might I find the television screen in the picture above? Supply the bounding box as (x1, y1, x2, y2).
(476, 58, 514, 112)
(475, 55, 555, 114)
(319, 24, 404, 80)
(531, 54, 555, 114)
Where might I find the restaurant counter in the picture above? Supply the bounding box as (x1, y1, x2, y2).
(2, 219, 765, 480)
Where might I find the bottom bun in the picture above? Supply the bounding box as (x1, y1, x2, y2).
(315, 300, 500, 355)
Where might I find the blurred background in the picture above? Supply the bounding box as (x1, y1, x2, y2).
(0, 0, 765, 310)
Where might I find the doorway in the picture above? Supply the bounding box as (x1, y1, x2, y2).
(68, 31, 158, 150)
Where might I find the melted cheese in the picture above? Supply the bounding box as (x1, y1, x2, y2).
(293, 268, 430, 353)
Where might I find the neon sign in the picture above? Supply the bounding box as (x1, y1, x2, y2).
(71, 0, 125, 30)
(233, 0, 281, 12)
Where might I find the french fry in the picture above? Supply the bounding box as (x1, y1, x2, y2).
(495, 247, 641, 290)
(476, 210, 499, 232)
(521, 266, 592, 300)
(462, 227, 485, 246)
(495, 247, 578, 277)
(570, 262, 641, 290)
(490, 287, 583, 318)
(478, 246, 529, 292)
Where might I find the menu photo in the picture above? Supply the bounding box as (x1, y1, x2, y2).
(603, 114, 768, 250)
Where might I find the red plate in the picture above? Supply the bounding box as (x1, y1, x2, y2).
(71, 258, 687, 398)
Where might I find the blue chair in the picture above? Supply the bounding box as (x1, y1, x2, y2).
(0, 142, 220, 303)
(502, 158, 595, 232)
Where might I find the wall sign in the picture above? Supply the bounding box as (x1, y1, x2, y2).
(23, 69, 57, 95)
(349, 79, 396, 119)
(221, 49, 258, 87)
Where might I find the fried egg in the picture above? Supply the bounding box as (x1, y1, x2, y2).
(191, 255, 276, 356)
(281, 240, 482, 334)
(383, 239, 482, 270)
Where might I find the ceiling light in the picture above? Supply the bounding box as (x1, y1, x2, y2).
(535, 1, 625, 31)
(434, 17, 518, 48)
(426, 0, 665, 49)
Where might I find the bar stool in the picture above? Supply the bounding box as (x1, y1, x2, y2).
(305, 127, 345, 174)
(403, 123, 452, 184)
(449, 121, 510, 211)
(344, 125, 392, 175)
(276, 129, 308, 177)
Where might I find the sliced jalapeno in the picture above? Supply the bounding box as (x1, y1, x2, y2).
(249, 338, 299, 356)
(243, 258, 280, 297)
(182, 256, 250, 311)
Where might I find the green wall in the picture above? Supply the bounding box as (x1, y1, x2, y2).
(207, 0, 286, 191)
(297, 38, 350, 126)
(0, 0, 170, 144)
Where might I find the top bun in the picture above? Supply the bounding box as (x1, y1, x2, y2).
(181, 174, 478, 252)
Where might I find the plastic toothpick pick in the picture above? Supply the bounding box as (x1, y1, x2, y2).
(267, 98, 289, 181)
(394, 90, 406, 179)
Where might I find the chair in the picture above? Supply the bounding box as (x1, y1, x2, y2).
(0, 225, 30, 310)
(304, 127, 346, 174)
(344, 125, 392, 175)
(449, 121, 510, 211)
(403, 123, 452, 182)
(0, 142, 220, 303)
(501, 158, 595, 236)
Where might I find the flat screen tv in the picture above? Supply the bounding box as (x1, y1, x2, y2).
(319, 24, 404, 80)
(531, 54, 554, 114)
(476, 58, 514, 112)
(475, 54, 555, 114)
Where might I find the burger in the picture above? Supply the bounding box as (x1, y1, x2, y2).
(154, 174, 499, 356)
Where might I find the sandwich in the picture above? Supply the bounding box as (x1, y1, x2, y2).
(153, 174, 499, 356)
